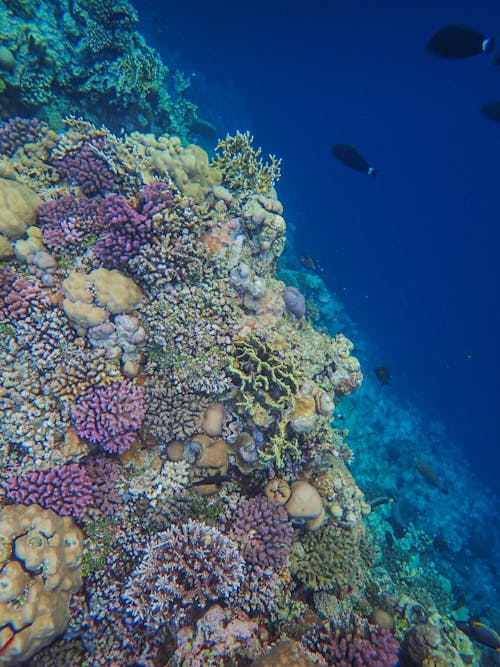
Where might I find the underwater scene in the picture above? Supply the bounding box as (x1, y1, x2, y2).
(0, 0, 499, 665)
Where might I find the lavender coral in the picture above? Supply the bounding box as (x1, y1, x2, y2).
(52, 141, 117, 196)
(4, 463, 93, 518)
(37, 194, 103, 252)
(71, 380, 145, 454)
(122, 520, 245, 629)
(94, 194, 153, 268)
(314, 624, 400, 667)
(0, 116, 49, 157)
(219, 495, 294, 570)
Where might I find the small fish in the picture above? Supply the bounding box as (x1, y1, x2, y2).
(370, 496, 394, 510)
(414, 457, 449, 495)
(375, 365, 391, 386)
(427, 25, 495, 59)
(456, 618, 500, 653)
(300, 253, 317, 271)
(331, 143, 377, 177)
(481, 101, 500, 122)
(190, 473, 231, 488)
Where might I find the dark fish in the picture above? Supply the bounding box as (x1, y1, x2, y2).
(331, 143, 377, 177)
(375, 365, 391, 386)
(427, 26, 495, 59)
(190, 473, 231, 488)
(385, 530, 395, 548)
(190, 118, 217, 139)
(433, 535, 449, 553)
(456, 619, 500, 652)
(414, 457, 449, 495)
(370, 496, 394, 510)
(300, 253, 317, 271)
(481, 101, 500, 122)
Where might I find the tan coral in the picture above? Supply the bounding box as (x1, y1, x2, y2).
(0, 505, 83, 664)
(264, 478, 291, 505)
(285, 481, 324, 529)
(289, 395, 317, 434)
(0, 177, 39, 240)
(251, 639, 316, 666)
(201, 403, 225, 437)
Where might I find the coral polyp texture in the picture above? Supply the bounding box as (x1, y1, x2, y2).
(0, 106, 481, 667)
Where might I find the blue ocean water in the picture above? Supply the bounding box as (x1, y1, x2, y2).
(136, 0, 500, 494)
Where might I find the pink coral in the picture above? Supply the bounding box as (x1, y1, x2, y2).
(322, 625, 400, 667)
(37, 194, 103, 251)
(71, 380, 144, 454)
(4, 463, 93, 518)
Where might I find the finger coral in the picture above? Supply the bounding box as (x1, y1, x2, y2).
(71, 379, 145, 454)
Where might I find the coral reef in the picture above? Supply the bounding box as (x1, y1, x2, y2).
(0, 1, 197, 136)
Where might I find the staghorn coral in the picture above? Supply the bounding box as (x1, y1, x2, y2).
(71, 380, 145, 455)
(212, 131, 281, 201)
(122, 519, 245, 629)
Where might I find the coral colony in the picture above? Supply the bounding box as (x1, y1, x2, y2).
(0, 0, 495, 665)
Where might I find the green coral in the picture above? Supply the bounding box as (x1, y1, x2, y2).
(229, 334, 298, 417)
(290, 523, 362, 592)
(81, 518, 115, 577)
(212, 131, 281, 198)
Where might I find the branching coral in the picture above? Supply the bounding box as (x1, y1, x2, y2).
(71, 380, 144, 454)
(212, 131, 281, 199)
(122, 520, 245, 629)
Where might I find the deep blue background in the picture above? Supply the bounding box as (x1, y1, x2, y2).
(135, 0, 500, 492)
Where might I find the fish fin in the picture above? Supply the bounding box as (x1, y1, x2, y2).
(368, 166, 377, 178)
(483, 36, 496, 54)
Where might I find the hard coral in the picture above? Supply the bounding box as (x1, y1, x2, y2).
(37, 194, 103, 252)
(71, 379, 145, 454)
(0, 116, 48, 157)
(4, 463, 93, 518)
(0, 504, 83, 664)
(52, 141, 117, 196)
(219, 495, 293, 570)
(94, 194, 152, 269)
(322, 625, 400, 667)
(122, 520, 245, 629)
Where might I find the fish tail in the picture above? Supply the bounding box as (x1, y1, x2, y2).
(368, 167, 378, 178)
(483, 36, 496, 54)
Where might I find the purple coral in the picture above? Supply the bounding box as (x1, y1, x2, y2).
(0, 273, 52, 321)
(85, 456, 122, 515)
(52, 141, 117, 196)
(0, 116, 48, 157)
(219, 495, 294, 570)
(122, 520, 245, 629)
(37, 195, 104, 251)
(71, 380, 145, 455)
(5, 463, 93, 518)
(137, 180, 173, 218)
(94, 194, 152, 268)
(323, 625, 400, 667)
